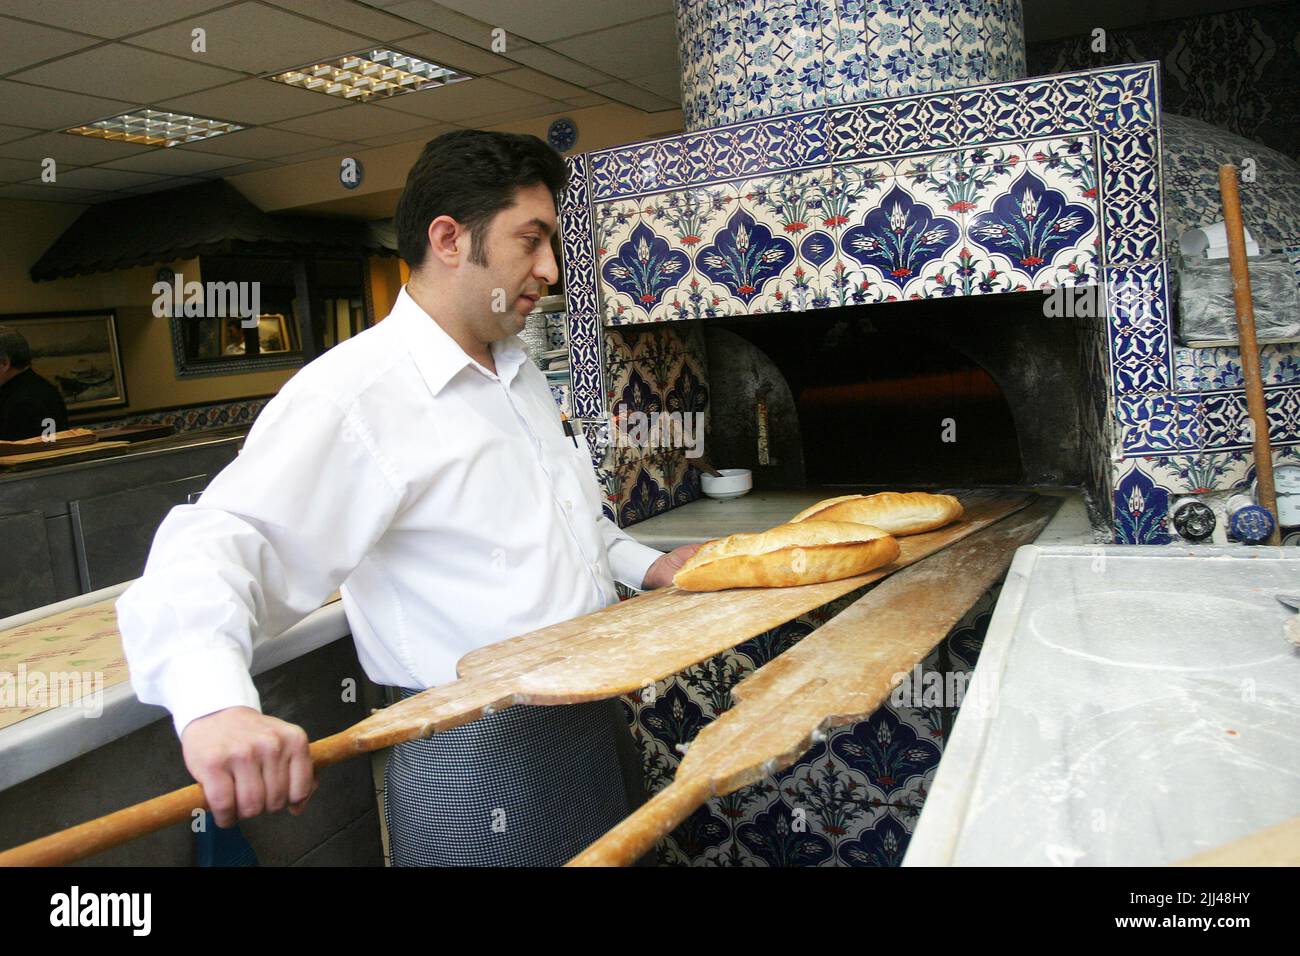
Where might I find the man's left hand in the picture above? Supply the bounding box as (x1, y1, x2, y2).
(641, 543, 703, 590)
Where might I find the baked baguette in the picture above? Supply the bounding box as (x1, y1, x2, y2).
(672, 520, 900, 592)
(789, 492, 963, 535)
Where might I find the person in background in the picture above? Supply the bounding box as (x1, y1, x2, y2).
(117, 130, 701, 866)
(0, 326, 69, 441)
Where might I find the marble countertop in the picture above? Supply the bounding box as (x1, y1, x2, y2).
(0, 583, 349, 793)
(904, 544, 1300, 866)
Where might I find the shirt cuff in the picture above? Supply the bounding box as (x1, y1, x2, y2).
(145, 648, 263, 738)
(610, 538, 665, 592)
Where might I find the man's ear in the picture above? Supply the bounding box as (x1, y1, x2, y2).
(425, 215, 462, 268)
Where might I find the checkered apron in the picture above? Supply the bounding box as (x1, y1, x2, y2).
(384, 690, 644, 866)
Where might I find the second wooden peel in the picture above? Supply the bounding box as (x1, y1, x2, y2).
(567, 496, 1060, 867)
(1173, 813, 1300, 866)
(0, 491, 1030, 867)
(1219, 165, 1282, 544)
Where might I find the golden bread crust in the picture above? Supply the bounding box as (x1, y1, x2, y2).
(672, 520, 900, 591)
(790, 492, 963, 535)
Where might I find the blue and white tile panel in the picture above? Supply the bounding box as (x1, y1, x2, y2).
(594, 139, 1100, 324)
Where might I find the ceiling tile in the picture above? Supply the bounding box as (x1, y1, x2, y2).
(379, 76, 547, 121)
(96, 148, 249, 176)
(380, 2, 504, 48)
(0, 16, 101, 72)
(156, 79, 346, 126)
(272, 103, 435, 140)
(473, 101, 572, 128)
(0, 182, 103, 203)
(396, 31, 520, 75)
(0, 124, 42, 145)
(212, 159, 278, 176)
(549, 16, 678, 79)
(628, 70, 682, 103)
(10, 44, 242, 102)
(25, 166, 167, 191)
(127, 3, 373, 75)
(0, 156, 77, 183)
(260, 0, 427, 42)
(500, 46, 610, 87)
(563, 92, 611, 109)
(493, 68, 588, 101)
(0, 82, 135, 129)
(357, 123, 458, 147)
(0, 131, 157, 165)
(588, 80, 676, 112)
(0, 0, 229, 39)
(433, 0, 674, 43)
(269, 142, 368, 164)
(123, 176, 208, 195)
(178, 127, 343, 159)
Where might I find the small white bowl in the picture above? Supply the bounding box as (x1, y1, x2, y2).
(701, 468, 753, 500)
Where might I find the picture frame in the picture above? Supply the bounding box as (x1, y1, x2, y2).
(216, 314, 290, 356)
(0, 310, 126, 413)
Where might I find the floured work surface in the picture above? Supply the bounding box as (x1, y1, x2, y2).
(905, 545, 1300, 866)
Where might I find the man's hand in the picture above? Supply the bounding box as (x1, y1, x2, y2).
(180, 706, 317, 829)
(641, 543, 703, 590)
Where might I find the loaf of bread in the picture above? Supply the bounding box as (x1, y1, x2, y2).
(672, 520, 900, 592)
(789, 492, 963, 535)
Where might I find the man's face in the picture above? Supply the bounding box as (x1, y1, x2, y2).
(460, 182, 560, 341)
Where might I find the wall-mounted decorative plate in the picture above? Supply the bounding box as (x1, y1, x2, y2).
(548, 117, 577, 153)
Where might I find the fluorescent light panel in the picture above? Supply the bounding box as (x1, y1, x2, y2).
(65, 109, 244, 148)
(267, 48, 470, 101)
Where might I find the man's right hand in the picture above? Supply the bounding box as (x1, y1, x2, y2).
(180, 706, 317, 829)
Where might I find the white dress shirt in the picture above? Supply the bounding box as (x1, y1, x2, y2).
(117, 287, 663, 736)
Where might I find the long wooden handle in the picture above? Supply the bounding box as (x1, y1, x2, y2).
(0, 731, 363, 867)
(1219, 165, 1281, 544)
(566, 775, 713, 867)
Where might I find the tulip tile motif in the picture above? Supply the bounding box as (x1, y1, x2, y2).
(967, 168, 1096, 277)
(840, 182, 960, 289)
(601, 222, 691, 319)
(695, 207, 796, 304)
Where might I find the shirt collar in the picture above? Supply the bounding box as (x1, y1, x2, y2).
(389, 286, 530, 395)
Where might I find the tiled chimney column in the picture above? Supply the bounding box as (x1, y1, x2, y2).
(676, 0, 1026, 131)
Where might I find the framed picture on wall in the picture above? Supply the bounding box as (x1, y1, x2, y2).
(217, 314, 290, 356)
(256, 314, 289, 354)
(0, 311, 126, 412)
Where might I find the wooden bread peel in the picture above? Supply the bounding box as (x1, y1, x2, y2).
(0, 427, 97, 456)
(567, 496, 1059, 866)
(1219, 165, 1281, 543)
(1173, 813, 1300, 866)
(0, 491, 1032, 867)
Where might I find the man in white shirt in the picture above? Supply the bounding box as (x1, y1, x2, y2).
(117, 130, 700, 865)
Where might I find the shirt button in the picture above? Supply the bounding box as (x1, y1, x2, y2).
(564, 500, 573, 512)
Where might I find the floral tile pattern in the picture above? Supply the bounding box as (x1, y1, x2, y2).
(593, 321, 709, 526)
(619, 582, 1004, 866)
(88, 396, 270, 433)
(676, 0, 1026, 133)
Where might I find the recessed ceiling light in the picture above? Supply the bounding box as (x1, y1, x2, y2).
(267, 48, 470, 102)
(65, 109, 244, 148)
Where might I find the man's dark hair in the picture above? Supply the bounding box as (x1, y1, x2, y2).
(0, 326, 32, 368)
(395, 129, 567, 271)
